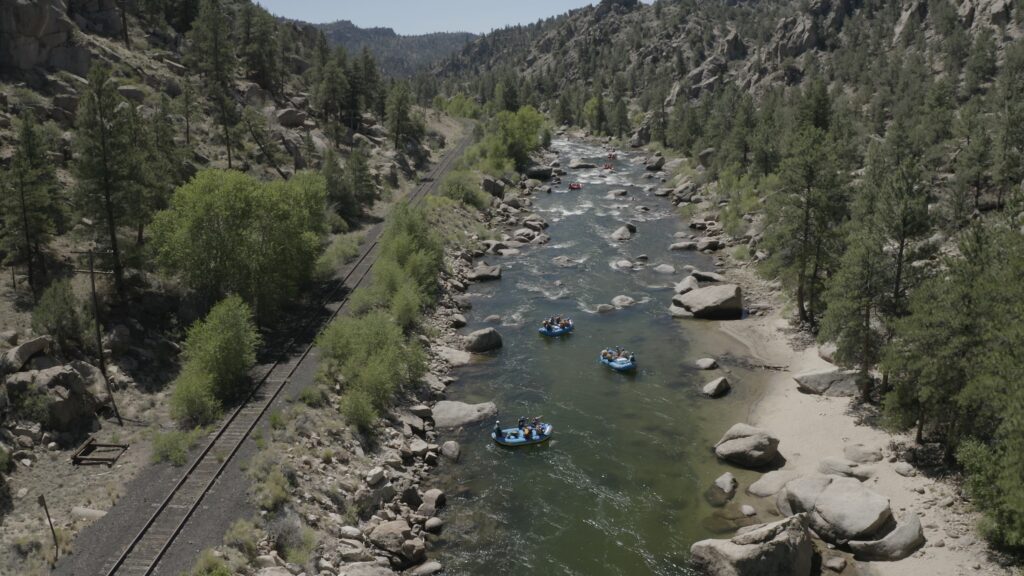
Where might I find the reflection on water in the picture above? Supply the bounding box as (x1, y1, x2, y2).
(436, 139, 765, 575)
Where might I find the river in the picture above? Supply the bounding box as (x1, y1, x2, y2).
(435, 138, 769, 576)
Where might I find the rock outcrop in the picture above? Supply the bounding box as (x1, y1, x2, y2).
(849, 513, 925, 561)
(793, 369, 867, 397)
(689, 514, 813, 576)
(674, 284, 743, 319)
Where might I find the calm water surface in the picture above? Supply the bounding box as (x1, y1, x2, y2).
(435, 138, 767, 576)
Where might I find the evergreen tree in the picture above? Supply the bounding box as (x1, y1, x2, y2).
(176, 76, 198, 146)
(1, 113, 56, 297)
(75, 65, 133, 297)
(188, 0, 239, 167)
(242, 6, 282, 93)
(346, 145, 376, 208)
(322, 148, 358, 219)
(964, 27, 997, 95)
(386, 82, 413, 147)
(763, 125, 845, 327)
(953, 98, 991, 216)
(612, 97, 630, 138)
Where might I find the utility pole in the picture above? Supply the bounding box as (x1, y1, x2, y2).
(72, 249, 123, 427)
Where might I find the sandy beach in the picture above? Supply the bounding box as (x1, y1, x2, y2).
(717, 290, 1012, 575)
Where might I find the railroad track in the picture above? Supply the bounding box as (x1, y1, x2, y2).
(103, 135, 471, 576)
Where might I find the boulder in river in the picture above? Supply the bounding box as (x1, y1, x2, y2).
(670, 241, 698, 251)
(653, 264, 675, 274)
(569, 158, 596, 169)
(611, 295, 636, 308)
(466, 264, 502, 282)
(690, 514, 813, 576)
(610, 226, 632, 241)
(691, 270, 727, 282)
(431, 401, 498, 428)
(748, 470, 801, 497)
(849, 513, 925, 561)
(794, 369, 866, 397)
(714, 423, 780, 468)
(434, 346, 471, 367)
(703, 377, 731, 398)
(464, 328, 502, 353)
(675, 276, 700, 294)
(696, 357, 718, 370)
(525, 164, 553, 180)
(674, 284, 743, 319)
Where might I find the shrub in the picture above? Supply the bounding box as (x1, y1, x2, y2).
(188, 550, 232, 576)
(389, 279, 423, 331)
(151, 427, 205, 466)
(248, 453, 296, 511)
(315, 233, 362, 280)
(340, 389, 377, 430)
(223, 518, 260, 560)
(441, 169, 489, 210)
(298, 386, 328, 408)
(31, 279, 90, 353)
(10, 387, 52, 424)
(169, 368, 222, 427)
(182, 295, 260, 401)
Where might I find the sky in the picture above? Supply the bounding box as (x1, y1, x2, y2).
(257, 0, 599, 35)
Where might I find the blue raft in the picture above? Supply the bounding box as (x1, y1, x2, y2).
(538, 320, 574, 337)
(492, 424, 553, 446)
(600, 354, 637, 372)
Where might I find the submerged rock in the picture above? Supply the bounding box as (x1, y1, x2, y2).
(703, 377, 731, 398)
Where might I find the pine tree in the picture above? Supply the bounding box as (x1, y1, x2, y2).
(953, 98, 991, 216)
(188, 0, 239, 167)
(0, 113, 56, 297)
(763, 125, 845, 327)
(176, 76, 197, 146)
(322, 148, 358, 219)
(242, 6, 282, 93)
(346, 145, 376, 208)
(75, 65, 132, 297)
(612, 97, 630, 138)
(386, 82, 413, 147)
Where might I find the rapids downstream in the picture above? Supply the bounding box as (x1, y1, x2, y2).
(435, 138, 769, 575)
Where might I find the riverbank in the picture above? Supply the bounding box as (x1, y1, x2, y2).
(707, 237, 1013, 575)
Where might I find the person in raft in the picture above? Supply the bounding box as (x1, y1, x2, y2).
(532, 416, 542, 429)
(518, 416, 527, 429)
(493, 421, 503, 440)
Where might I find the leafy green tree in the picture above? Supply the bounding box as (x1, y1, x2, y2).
(188, 0, 239, 167)
(75, 64, 132, 297)
(151, 170, 325, 319)
(181, 294, 260, 401)
(1, 113, 56, 296)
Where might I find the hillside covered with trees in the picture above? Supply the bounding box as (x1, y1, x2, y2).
(432, 0, 1024, 553)
(316, 19, 476, 78)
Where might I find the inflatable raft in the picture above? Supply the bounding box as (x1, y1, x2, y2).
(492, 424, 553, 446)
(569, 182, 583, 190)
(600, 354, 637, 372)
(539, 320, 574, 337)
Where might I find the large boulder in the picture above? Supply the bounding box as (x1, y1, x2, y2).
(2, 335, 53, 373)
(431, 401, 497, 428)
(481, 176, 506, 198)
(849, 513, 925, 561)
(525, 164, 553, 180)
(466, 264, 502, 281)
(748, 470, 800, 497)
(0, 1, 91, 75)
(780, 475, 892, 543)
(276, 108, 307, 128)
(336, 562, 397, 576)
(843, 443, 883, 464)
(714, 424, 780, 468)
(611, 295, 636, 308)
(675, 276, 700, 294)
(674, 285, 743, 319)
(689, 514, 813, 576)
(464, 328, 502, 353)
(434, 346, 471, 367)
(368, 520, 411, 554)
(793, 369, 867, 397)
